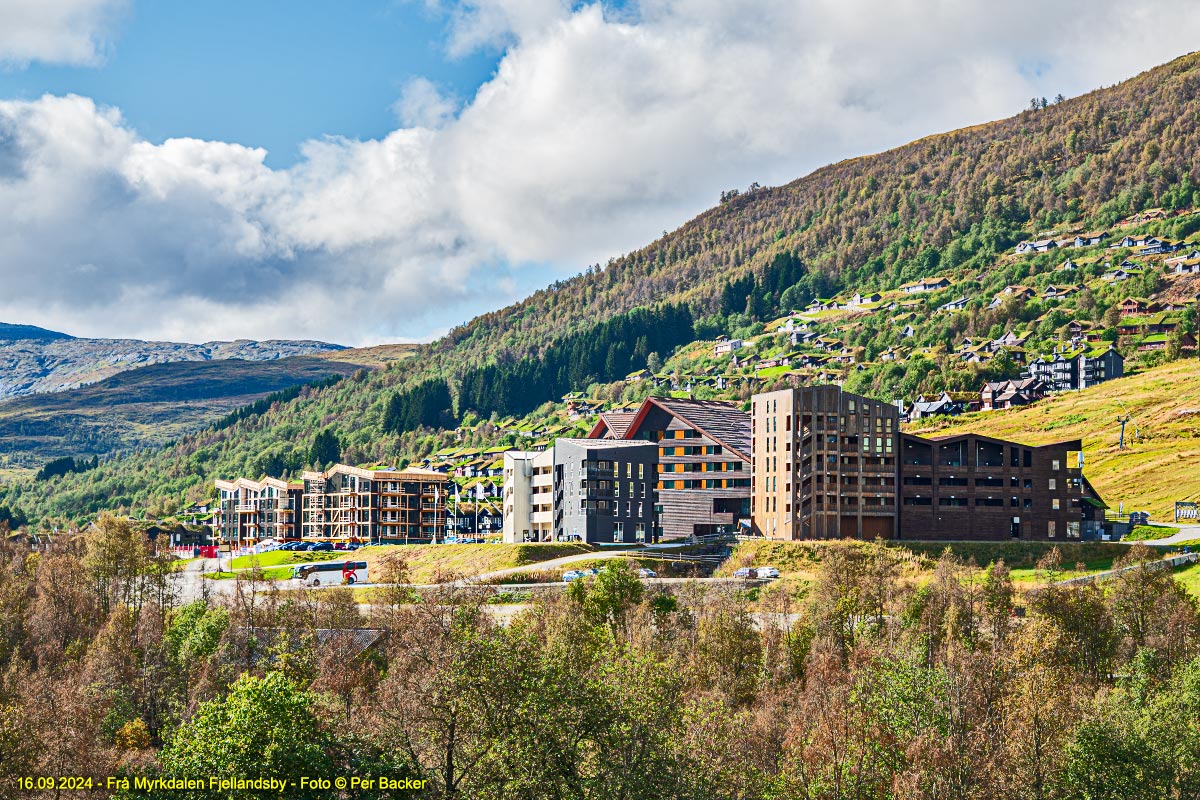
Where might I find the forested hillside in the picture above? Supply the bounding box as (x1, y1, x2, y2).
(6, 52, 1200, 525)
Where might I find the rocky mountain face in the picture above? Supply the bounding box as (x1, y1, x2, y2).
(0, 327, 345, 399)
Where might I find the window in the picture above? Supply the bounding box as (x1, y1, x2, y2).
(1047, 520, 1057, 538)
(635, 523, 646, 542)
(903, 496, 933, 506)
(626, 462, 632, 478)
(613, 522, 623, 542)
(1049, 479, 1057, 491)
(1023, 478, 1033, 490)
(938, 497, 968, 507)
(1051, 459, 1060, 471)
(1052, 498, 1060, 510)
(1023, 450, 1032, 468)
(1023, 498, 1033, 510)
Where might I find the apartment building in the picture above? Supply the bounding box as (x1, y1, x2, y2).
(213, 477, 303, 547)
(301, 465, 449, 543)
(502, 450, 554, 543)
(589, 397, 751, 539)
(502, 439, 658, 544)
(1026, 346, 1123, 391)
(751, 386, 899, 540)
(751, 386, 1102, 541)
(898, 433, 1088, 540)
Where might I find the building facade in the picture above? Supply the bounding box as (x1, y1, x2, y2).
(750, 387, 1100, 542)
(898, 433, 1087, 540)
(213, 477, 303, 547)
(502, 439, 659, 544)
(751, 386, 899, 540)
(298, 465, 449, 543)
(1027, 346, 1123, 391)
(502, 450, 554, 543)
(589, 397, 751, 539)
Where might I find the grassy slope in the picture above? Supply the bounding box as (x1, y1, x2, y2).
(723, 538, 1200, 597)
(908, 360, 1200, 519)
(355, 542, 596, 584)
(311, 343, 420, 368)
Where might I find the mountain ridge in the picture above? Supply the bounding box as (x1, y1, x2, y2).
(5, 51, 1200, 523)
(0, 332, 347, 399)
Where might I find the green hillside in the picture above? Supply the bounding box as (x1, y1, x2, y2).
(6, 53, 1200, 524)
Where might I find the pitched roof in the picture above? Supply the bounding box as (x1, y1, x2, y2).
(588, 411, 638, 439)
(629, 397, 751, 460)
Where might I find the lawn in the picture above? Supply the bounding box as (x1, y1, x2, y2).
(228, 550, 342, 570)
(1173, 562, 1200, 598)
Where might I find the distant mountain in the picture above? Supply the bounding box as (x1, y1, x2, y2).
(0, 329, 347, 399)
(0, 356, 366, 468)
(0, 322, 73, 342)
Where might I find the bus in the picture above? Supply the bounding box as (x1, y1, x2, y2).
(291, 561, 368, 587)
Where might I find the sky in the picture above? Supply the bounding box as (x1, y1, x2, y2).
(0, 1, 1198, 346)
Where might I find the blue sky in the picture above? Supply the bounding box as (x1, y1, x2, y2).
(0, 1, 1197, 346)
(0, 1, 500, 167)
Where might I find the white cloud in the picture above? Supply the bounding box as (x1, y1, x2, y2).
(1, 1, 1199, 345)
(393, 77, 460, 129)
(0, 0, 126, 66)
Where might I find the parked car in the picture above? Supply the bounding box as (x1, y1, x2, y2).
(562, 570, 586, 582)
(281, 541, 306, 551)
(637, 568, 658, 578)
(733, 567, 758, 579)
(756, 567, 781, 579)
(307, 541, 334, 552)
(1129, 511, 1150, 526)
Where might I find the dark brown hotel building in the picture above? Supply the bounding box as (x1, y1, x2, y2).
(752, 386, 1100, 541)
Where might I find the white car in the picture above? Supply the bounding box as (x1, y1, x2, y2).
(562, 569, 586, 582)
(756, 567, 781, 579)
(637, 568, 658, 578)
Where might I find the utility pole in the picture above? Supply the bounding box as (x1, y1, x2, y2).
(1118, 414, 1131, 449)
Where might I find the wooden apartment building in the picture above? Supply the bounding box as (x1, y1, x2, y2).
(751, 386, 1102, 541)
(301, 465, 449, 543)
(213, 477, 303, 548)
(751, 386, 899, 540)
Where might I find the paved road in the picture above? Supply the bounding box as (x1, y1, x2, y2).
(1136, 525, 1200, 545)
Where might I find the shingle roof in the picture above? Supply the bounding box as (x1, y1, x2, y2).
(640, 397, 752, 460)
(595, 411, 637, 438)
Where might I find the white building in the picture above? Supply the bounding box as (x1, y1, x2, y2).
(501, 450, 554, 543)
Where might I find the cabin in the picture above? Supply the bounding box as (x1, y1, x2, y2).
(1073, 232, 1108, 248)
(847, 291, 882, 307)
(714, 338, 743, 356)
(1118, 298, 1158, 317)
(938, 296, 969, 313)
(900, 276, 951, 294)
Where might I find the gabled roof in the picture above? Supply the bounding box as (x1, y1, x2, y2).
(586, 410, 637, 439)
(621, 397, 751, 460)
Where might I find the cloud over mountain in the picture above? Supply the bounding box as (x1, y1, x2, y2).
(1, 0, 1198, 344)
